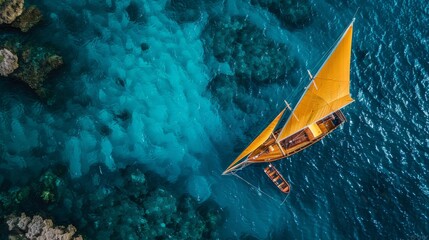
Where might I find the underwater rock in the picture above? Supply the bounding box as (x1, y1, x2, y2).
(123, 167, 148, 202)
(2, 41, 63, 98)
(0, 48, 18, 76)
(0, 0, 24, 24)
(203, 16, 296, 86)
(6, 213, 83, 240)
(140, 42, 149, 51)
(250, 0, 314, 29)
(143, 188, 177, 223)
(125, 0, 145, 24)
(129, 168, 146, 185)
(46, 54, 63, 69)
(13, 50, 63, 98)
(11, 5, 43, 32)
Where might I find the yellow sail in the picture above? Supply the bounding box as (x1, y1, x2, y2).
(278, 21, 355, 141)
(224, 109, 286, 173)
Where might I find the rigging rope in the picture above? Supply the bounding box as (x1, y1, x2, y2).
(280, 186, 291, 206)
(231, 172, 288, 206)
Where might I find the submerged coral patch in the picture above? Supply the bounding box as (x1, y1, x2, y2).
(250, 0, 314, 29)
(0, 165, 224, 239)
(203, 16, 296, 86)
(165, 0, 203, 23)
(203, 16, 297, 116)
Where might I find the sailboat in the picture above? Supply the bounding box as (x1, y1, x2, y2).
(223, 19, 355, 182)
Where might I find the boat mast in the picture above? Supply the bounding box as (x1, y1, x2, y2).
(277, 19, 355, 143)
(284, 100, 299, 121)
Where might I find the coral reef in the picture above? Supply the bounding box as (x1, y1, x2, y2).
(11, 5, 43, 32)
(0, 0, 24, 24)
(0, 168, 64, 216)
(6, 213, 83, 240)
(77, 166, 223, 239)
(0, 1, 52, 97)
(0, 0, 42, 32)
(203, 16, 296, 86)
(250, 0, 314, 29)
(165, 0, 203, 23)
(0, 186, 30, 210)
(0, 48, 19, 76)
(207, 74, 256, 112)
(203, 16, 296, 113)
(1, 41, 63, 98)
(38, 170, 63, 203)
(165, 0, 219, 23)
(0, 165, 224, 239)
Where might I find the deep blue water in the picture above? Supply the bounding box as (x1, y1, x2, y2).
(0, 0, 428, 239)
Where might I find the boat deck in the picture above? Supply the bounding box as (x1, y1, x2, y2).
(248, 110, 346, 163)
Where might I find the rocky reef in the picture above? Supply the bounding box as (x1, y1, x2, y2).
(250, 0, 314, 29)
(6, 213, 83, 240)
(0, 0, 42, 31)
(0, 41, 63, 98)
(0, 0, 24, 25)
(11, 5, 43, 32)
(0, 48, 18, 76)
(0, 0, 57, 99)
(0, 165, 224, 239)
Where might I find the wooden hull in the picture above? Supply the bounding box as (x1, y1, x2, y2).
(247, 110, 347, 164)
(264, 164, 290, 193)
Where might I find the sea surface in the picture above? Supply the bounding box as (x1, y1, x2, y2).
(0, 0, 428, 239)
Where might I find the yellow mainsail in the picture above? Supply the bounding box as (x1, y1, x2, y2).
(277, 21, 354, 141)
(223, 20, 355, 175)
(224, 109, 286, 172)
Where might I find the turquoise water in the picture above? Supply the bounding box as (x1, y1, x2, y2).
(0, 0, 428, 238)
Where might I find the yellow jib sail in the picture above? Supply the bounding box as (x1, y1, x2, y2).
(278, 22, 354, 141)
(225, 109, 286, 172)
